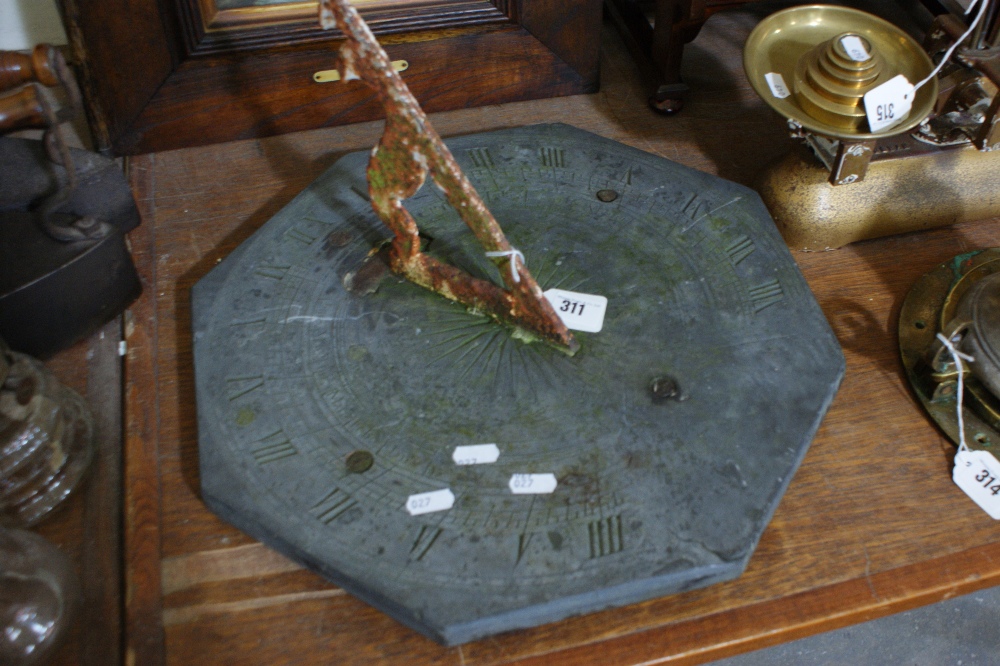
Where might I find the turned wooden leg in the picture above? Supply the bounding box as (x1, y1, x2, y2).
(648, 0, 708, 114)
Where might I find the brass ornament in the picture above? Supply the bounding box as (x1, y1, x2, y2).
(900, 249, 1000, 452)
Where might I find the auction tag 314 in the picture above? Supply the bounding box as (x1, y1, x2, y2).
(544, 288, 608, 333)
(954, 448, 1000, 519)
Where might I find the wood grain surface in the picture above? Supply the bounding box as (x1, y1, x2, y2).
(31, 318, 123, 666)
(118, 9, 1000, 665)
(59, 0, 601, 155)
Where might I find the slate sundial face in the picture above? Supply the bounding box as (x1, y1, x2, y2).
(192, 123, 844, 645)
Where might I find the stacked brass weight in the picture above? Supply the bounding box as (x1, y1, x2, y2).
(743, 5, 949, 249)
(794, 33, 887, 132)
(0, 340, 94, 525)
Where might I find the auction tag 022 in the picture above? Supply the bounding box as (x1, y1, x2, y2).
(954, 449, 1000, 519)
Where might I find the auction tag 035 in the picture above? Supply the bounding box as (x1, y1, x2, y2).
(954, 449, 1000, 519)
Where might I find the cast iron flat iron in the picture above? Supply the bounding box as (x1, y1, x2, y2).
(0, 45, 140, 358)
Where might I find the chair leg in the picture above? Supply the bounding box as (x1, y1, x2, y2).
(648, 0, 707, 114)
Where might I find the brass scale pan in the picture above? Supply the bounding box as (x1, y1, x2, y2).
(744, 5, 937, 141)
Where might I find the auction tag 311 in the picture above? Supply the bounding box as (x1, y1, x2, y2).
(863, 75, 914, 132)
(954, 449, 1000, 519)
(544, 288, 608, 333)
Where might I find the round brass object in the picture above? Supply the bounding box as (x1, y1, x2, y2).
(899, 250, 1000, 451)
(794, 32, 886, 130)
(744, 5, 938, 141)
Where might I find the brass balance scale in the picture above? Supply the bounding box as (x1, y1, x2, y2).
(745, 3, 1000, 470)
(745, 2, 1000, 251)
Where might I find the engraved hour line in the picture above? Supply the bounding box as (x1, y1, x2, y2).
(254, 263, 291, 280)
(540, 147, 566, 168)
(226, 374, 264, 401)
(228, 317, 267, 328)
(620, 166, 633, 186)
(516, 532, 535, 566)
(284, 225, 321, 246)
(588, 514, 624, 558)
(350, 185, 370, 201)
(250, 429, 297, 465)
(515, 495, 537, 566)
(467, 147, 495, 168)
(311, 487, 358, 525)
(410, 525, 444, 561)
(748, 278, 784, 313)
(681, 194, 743, 232)
(725, 235, 755, 265)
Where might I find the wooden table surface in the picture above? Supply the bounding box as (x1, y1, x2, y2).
(106, 8, 1000, 666)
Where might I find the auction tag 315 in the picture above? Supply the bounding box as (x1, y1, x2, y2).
(863, 74, 914, 132)
(544, 288, 608, 333)
(954, 448, 1000, 519)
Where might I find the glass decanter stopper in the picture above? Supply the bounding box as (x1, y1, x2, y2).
(1, 339, 94, 526)
(0, 527, 81, 664)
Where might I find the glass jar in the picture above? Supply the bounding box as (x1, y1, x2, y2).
(0, 527, 81, 665)
(0, 339, 94, 526)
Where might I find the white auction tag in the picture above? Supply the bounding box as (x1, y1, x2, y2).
(452, 444, 500, 465)
(953, 449, 1000, 519)
(863, 74, 914, 132)
(840, 35, 870, 62)
(508, 473, 558, 495)
(544, 289, 608, 333)
(405, 488, 455, 516)
(764, 72, 791, 99)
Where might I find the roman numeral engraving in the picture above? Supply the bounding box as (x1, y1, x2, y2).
(540, 147, 565, 168)
(725, 235, 755, 265)
(748, 278, 784, 313)
(682, 193, 712, 222)
(467, 147, 495, 168)
(251, 429, 297, 465)
(311, 487, 358, 525)
(226, 374, 264, 401)
(284, 225, 320, 246)
(588, 514, 624, 558)
(410, 525, 443, 561)
(254, 263, 290, 280)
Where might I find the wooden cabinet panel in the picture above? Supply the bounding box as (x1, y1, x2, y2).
(59, 0, 601, 154)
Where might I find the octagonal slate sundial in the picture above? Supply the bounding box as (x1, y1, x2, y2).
(192, 123, 844, 645)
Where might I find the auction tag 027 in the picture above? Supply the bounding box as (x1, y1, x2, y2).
(405, 488, 455, 516)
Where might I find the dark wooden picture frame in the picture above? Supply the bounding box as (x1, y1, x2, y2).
(58, 0, 602, 155)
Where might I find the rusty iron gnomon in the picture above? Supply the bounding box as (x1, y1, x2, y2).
(319, 0, 578, 354)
